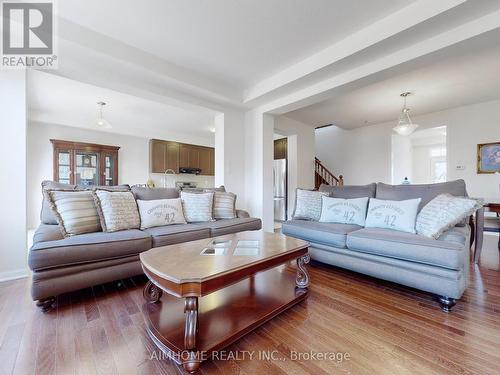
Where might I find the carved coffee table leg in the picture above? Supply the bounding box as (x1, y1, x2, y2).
(183, 297, 200, 373)
(296, 254, 310, 289)
(143, 281, 163, 303)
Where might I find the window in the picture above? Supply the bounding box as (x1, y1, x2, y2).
(431, 156, 447, 183)
(430, 147, 446, 157)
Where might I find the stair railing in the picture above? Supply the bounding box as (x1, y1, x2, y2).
(315, 157, 343, 189)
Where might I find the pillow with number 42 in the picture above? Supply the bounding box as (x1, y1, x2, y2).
(136, 198, 187, 229)
(364, 198, 421, 233)
(319, 196, 369, 226)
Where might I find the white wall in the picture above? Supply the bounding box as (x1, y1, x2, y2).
(0, 71, 28, 281)
(27, 122, 215, 229)
(274, 115, 315, 219)
(316, 123, 392, 185)
(315, 99, 500, 199)
(214, 110, 246, 206)
(244, 110, 274, 231)
(391, 134, 413, 184)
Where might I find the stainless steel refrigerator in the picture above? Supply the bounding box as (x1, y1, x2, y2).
(273, 159, 287, 221)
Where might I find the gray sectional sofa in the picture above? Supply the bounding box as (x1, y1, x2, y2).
(282, 180, 481, 312)
(29, 183, 261, 311)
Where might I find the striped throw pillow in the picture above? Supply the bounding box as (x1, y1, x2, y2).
(180, 191, 214, 222)
(213, 191, 236, 219)
(93, 190, 140, 232)
(45, 190, 101, 237)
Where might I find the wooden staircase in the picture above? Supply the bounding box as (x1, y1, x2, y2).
(315, 157, 343, 190)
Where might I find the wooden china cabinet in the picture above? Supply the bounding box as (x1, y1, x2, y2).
(51, 139, 120, 186)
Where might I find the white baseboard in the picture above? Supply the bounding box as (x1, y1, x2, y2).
(0, 269, 29, 283)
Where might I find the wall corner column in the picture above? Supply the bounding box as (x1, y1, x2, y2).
(244, 110, 274, 232)
(214, 110, 246, 207)
(0, 70, 28, 281)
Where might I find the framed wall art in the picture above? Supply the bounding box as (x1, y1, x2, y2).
(477, 142, 500, 174)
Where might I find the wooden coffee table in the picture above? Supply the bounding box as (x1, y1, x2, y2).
(140, 231, 309, 372)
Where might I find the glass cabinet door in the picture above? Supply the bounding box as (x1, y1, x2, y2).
(56, 151, 72, 184)
(52, 140, 119, 187)
(75, 151, 99, 186)
(103, 153, 116, 186)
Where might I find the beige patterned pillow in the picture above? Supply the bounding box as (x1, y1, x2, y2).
(93, 190, 140, 232)
(180, 191, 214, 222)
(416, 194, 483, 239)
(213, 191, 237, 219)
(137, 198, 186, 229)
(293, 189, 328, 221)
(45, 190, 101, 237)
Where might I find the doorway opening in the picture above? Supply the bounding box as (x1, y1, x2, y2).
(273, 133, 288, 229)
(391, 126, 447, 185)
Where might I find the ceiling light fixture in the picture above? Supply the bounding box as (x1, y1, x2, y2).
(96, 101, 112, 129)
(393, 92, 418, 136)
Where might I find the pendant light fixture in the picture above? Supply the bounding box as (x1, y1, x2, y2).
(393, 92, 418, 136)
(96, 101, 112, 129)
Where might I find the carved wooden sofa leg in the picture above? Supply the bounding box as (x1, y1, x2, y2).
(438, 296, 456, 312)
(36, 297, 56, 312)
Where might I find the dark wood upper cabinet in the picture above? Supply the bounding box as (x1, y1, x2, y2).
(209, 148, 215, 176)
(178, 144, 190, 170)
(198, 147, 211, 176)
(274, 138, 287, 160)
(151, 139, 214, 175)
(51, 139, 119, 186)
(165, 142, 180, 172)
(187, 146, 200, 169)
(151, 139, 167, 173)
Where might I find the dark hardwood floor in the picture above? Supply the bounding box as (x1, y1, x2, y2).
(1, 233, 499, 375)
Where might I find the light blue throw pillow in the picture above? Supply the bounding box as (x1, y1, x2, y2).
(319, 196, 369, 226)
(365, 198, 421, 233)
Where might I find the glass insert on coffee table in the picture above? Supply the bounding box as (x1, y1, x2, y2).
(140, 231, 310, 373)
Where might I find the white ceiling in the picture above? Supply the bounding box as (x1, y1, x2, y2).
(285, 29, 500, 129)
(31, 0, 500, 134)
(58, 0, 412, 89)
(28, 71, 217, 145)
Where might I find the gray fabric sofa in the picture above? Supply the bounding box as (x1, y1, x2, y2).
(29, 183, 261, 310)
(282, 180, 479, 312)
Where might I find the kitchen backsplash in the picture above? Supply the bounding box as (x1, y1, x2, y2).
(149, 173, 215, 189)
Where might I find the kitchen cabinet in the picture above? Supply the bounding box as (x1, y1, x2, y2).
(151, 139, 167, 173)
(166, 142, 180, 172)
(209, 148, 215, 175)
(274, 138, 288, 160)
(179, 144, 191, 169)
(151, 139, 179, 173)
(198, 147, 212, 175)
(187, 146, 200, 169)
(150, 139, 214, 175)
